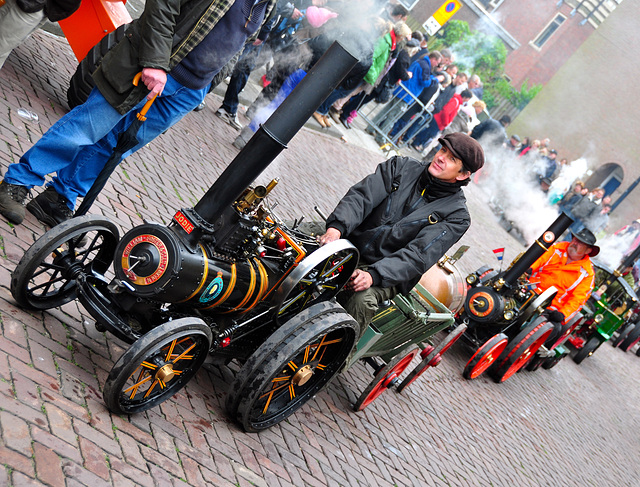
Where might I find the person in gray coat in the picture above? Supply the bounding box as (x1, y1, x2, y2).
(317, 132, 484, 332)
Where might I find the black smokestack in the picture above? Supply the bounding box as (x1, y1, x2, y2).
(194, 42, 358, 223)
(502, 212, 574, 288)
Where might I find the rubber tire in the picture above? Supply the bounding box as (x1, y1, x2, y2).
(612, 323, 634, 348)
(103, 318, 212, 414)
(67, 24, 131, 109)
(490, 321, 554, 383)
(525, 354, 546, 372)
(462, 333, 509, 380)
(573, 336, 602, 364)
(619, 324, 640, 352)
(542, 355, 561, 369)
(226, 301, 358, 432)
(10, 215, 119, 310)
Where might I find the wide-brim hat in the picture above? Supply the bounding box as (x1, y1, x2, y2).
(571, 228, 600, 257)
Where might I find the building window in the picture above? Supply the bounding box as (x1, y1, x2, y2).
(478, 0, 505, 11)
(396, 0, 419, 10)
(532, 14, 566, 49)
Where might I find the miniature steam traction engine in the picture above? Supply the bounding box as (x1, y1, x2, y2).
(456, 213, 575, 382)
(9, 43, 465, 431)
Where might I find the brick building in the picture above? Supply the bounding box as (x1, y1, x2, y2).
(397, 0, 623, 88)
(508, 0, 639, 230)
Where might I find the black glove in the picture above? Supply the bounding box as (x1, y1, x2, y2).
(544, 309, 565, 324)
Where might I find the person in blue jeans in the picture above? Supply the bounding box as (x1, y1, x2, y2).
(0, 0, 276, 226)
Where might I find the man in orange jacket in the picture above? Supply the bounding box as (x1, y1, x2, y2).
(529, 228, 598, 345)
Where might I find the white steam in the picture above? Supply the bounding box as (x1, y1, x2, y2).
(473, 142, 588, 244)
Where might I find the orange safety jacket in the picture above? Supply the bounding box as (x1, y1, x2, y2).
(529, 241, 595, 319)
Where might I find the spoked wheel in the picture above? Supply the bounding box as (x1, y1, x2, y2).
(397, 323, 467, 393)
(573, 336, 602, 364)
(226, 301, 358, 432)
(273, 240, 358, 324)
(490, 320, 553, 383)
(354, 346, 418, 411)
(611, 323, 634, 348)
(11, 215, 119, 310)
(619, 324, 640, 352)
(103, 318, 212, 414)
(463, 333, 508, 380)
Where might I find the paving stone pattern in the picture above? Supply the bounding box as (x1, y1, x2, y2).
(1, 32, 639, 487)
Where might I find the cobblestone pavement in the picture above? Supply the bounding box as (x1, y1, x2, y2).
(1, 32, 640, 487)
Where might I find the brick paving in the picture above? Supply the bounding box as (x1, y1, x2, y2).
(1, 31, 640, 487)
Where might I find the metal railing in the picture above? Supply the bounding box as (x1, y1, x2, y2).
(357, 81, 441, 152)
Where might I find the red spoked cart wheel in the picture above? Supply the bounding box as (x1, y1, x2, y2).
(354, 346, 418, 411)
(396, 323, 467, 393)
(462, 333, 508, 380)
(490, 321, 553, 383)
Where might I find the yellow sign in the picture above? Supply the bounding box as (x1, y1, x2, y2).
(425, 0, 462, 36)
(433, 0, 462, 25)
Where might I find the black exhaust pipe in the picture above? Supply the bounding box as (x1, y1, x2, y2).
(194, 42, 358, 224)
(501, 212, 574, 289)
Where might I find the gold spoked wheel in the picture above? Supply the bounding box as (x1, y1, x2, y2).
(227, 301, 358, 432)
(103, 318, 212, 414)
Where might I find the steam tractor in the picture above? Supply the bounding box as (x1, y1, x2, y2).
(568, 245, 640, 363)
(456, 214, 575, 382)
(9, 44, 465, 432)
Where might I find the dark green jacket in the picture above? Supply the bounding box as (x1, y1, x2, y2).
(93, 0, 276, 114)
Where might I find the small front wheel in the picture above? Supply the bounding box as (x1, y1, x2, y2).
(573, 336, 602, 364)
(463, 333, 508, 380)
(11, 215, 119, 310)
(103, 318, 212, 414)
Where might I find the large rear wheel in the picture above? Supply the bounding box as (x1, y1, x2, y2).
(226, 301, 358, 432)
(619, 324, 640, 352)
(490, 320, 553, 383)
(273, 240, 358, 324)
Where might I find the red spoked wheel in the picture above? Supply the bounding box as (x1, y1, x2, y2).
(354, 346, 418, 411)
(462, 333, 508, 380)
(490, 321, 554, 383)
(396, 323, 467, 393)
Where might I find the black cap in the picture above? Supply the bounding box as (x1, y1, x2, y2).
(438, 132, 485, 173)
(571, 228, 600, 257)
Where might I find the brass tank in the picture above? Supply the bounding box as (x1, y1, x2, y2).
(417, 254, 467, 314)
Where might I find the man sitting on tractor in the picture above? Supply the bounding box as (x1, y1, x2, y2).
(529, 228, 599, 346)
(317, 132, 484, 333)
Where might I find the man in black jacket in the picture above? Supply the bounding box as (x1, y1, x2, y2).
(317, 132, 484, 331)
(0, 0, 80, 69)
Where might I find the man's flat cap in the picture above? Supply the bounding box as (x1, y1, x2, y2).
(439, 133, 485, 173)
